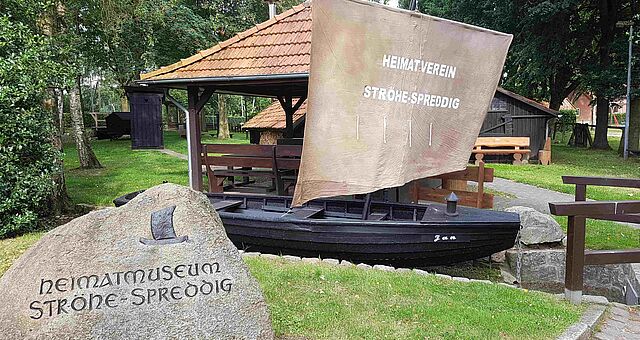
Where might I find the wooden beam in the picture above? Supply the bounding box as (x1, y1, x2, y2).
(187, 87, 203, 191)
(196, 88, 215, 113)
(563, 176, 640, 188)
(277, 94, 306, 138)
(292, 93, 307, 112)
(584, 249, 640, 265)
(549, 200, 640, 216)
(278, 96, 293, 138)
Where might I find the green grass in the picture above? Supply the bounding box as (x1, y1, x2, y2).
(247, 257, 582, 339)
(0, 233, 584, 339)
(489, 137, 639, 250)
(0, 231, 45, 275)
(491, 138, 640, 202)
(64, 138, 189, 207)
(63, 131, 249, 207)
(554, 217, 639, 250)
(163, 130, 249, 155)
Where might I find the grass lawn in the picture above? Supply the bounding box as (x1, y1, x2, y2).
(64, 138, 188, 206)
(0, 232, 584, 339)
(63, 131, 248, 207)
(489, 137, 639, 250)
(0, 231, 44, 276)
(163, 130, 249, 155)
(491, 138, 640, 202)
(554, 217, 639, 250)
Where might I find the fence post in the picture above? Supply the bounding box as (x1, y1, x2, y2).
(565, 183, 586, 304)
(564, 215, 586, 304)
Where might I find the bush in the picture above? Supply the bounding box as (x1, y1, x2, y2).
(0, 10, 60, 238)
(553, 109, 577, 143)
(557, 109, 577, 127)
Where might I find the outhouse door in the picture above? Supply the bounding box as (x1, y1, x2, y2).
(129, 92, 164, 149)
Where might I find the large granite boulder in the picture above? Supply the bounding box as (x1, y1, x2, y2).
(504, 206, 565, 245)
(0, 184, 273, 339)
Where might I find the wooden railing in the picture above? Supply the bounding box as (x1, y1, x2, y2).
(549, 176, 640, 304)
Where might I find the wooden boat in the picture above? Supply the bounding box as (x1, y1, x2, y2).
(114, 191, 519, 267)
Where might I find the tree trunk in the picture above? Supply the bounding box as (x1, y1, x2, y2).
(218, 94, 230, 139)
(55, 88, 64, 134)
(70, 78, 102, 168)
(120, 95, 129, 112)
(628, 97, 640, 152)
(592, 0, 618, 150)
(549, 94, 565, 112)
(592, 95, 611, 149)
(48, 88, 72, 214)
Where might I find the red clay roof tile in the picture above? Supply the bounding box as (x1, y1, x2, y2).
(140, 3, 312, 81)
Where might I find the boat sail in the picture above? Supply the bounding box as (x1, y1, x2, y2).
(292, 0, 513, 206)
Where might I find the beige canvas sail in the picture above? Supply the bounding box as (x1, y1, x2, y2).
(292, 0, 513, 206)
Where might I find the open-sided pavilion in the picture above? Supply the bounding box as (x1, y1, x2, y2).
(138, 3, 312, 191)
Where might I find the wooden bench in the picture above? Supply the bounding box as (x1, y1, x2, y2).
(201, 144, 301, 195)
(472, 136, 530, 165)
(410, 161, 494, 208)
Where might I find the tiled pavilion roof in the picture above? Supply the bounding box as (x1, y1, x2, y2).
(243, 100, 307, 130)
(140, 3, 312, 81)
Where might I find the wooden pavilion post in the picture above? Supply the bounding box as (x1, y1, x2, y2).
(278, 94, 307, 138)
(186, 86, 215, 191)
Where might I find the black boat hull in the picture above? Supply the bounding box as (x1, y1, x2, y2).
(114, 191, 520, 267)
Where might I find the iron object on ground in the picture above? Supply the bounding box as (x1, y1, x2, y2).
(96, 111, 132, 140)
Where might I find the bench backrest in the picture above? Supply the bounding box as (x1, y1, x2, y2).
(202, 144, 302, 157)
(412, 162, 494, 209)
(201, 144, 302, 170)
(475, 136, 530, 148)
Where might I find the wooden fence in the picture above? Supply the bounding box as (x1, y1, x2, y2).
(549, 176, 640, 304)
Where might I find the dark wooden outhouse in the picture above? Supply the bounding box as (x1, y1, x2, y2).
(480, 88, 558, 157)
(126, 87, 165, 149)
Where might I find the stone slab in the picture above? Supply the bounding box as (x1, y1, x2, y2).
(0, 184, 273, 339)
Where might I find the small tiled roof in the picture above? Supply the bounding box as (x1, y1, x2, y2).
(243, 100, 307, 130)
(140, 3, 311, 81)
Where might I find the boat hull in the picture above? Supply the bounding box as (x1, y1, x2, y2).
(114, 191, 520, 267)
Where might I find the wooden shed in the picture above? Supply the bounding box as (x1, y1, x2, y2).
(481, 88, 558, 157)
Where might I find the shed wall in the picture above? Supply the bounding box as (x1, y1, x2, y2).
(479, 92, 551, 157)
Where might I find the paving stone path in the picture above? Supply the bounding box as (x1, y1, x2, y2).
(156, 148, 188, 161)
(485, 177, 579, 214)
(592, 303, 640, 339)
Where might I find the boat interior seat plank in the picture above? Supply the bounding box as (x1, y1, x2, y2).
(367, 212, 388, 221)
(212, 200, 244, 211)
(291, 208, 325, 219)
(262, 205, 289, 213)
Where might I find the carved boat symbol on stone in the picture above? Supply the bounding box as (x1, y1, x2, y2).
(140, 205, 188, 245)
